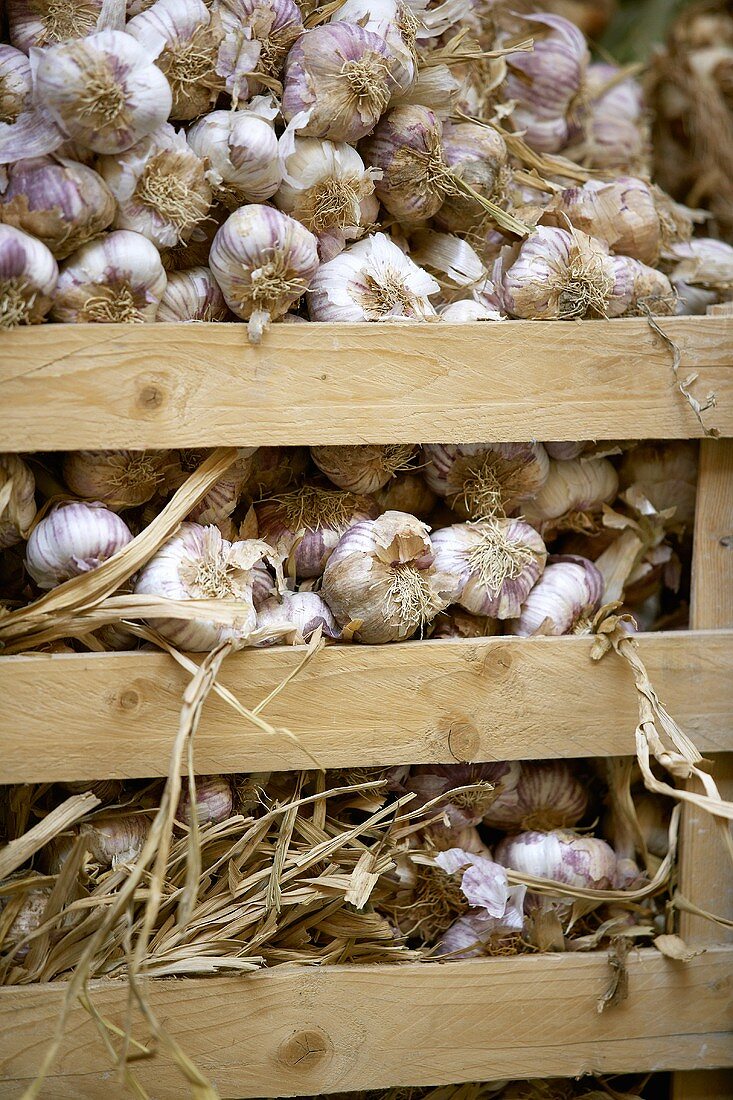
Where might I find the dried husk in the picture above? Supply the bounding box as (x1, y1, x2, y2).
(0, 454, 36, 549)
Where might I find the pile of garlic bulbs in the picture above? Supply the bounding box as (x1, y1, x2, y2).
(1, 438, 696, 651)
(2, 0, 732, 338)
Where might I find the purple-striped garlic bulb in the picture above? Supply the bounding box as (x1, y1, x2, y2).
(578, 62, 646, 172)
(521, 457, 618, 535)
(0, 454, 36, 549)
(331, 0, 418, 92)
(134, 522, 273, 650)
(434, 122, 508, 234)
(508, 554, 603, 637)
(255, 485, 379, 578)
(156, 266, 230, 321)
(422, 442, 549, 520)
(405, 761, 522, 828)
(431, 519, 547, 619)
(25, 501, 133, 589)
(483, 761, 588, 832)
(255, 590, 341, 644)
(613, 256, 675, 316)
(63, 449, 177, 509)
(495, 829, 618, 909)
(430, 606, 501, 639)
(176, 775, 233, 825)
(361, 105, 453, 226)
(544, 442, 590, 461)
(243, 446, 309, 503)
(187, 108, 282, 207)
(0, 45, 62, 167)
(321, 510, 452, 643)
(0, 156, 115, 261)
(183, 450, 257, 536)
(435, 848, 527, 957)
(214, 0, 304, 105)
(375, 472, 436, 519)
(98, 124, 211, 249)
(0, 224, 58, 327)
(311, 444, 418, 495)
(282, 23, 397, 143)
(81, 813, 150, 866)
(8, 0, 110, 51)
(543, 178, 661, 267)
(51, 230, 167, 323)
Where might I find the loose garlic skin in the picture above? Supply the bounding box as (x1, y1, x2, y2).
(31, 31, 173, 155)
(256, 590, 341, 644)
(311, 444, 418, 495)
(187, 109, 282, 207)
(0, 223, 58, 328)
(25, 501, 134, 589)
(508, 554, 603, 637)
(619, 441, 698, 529)
(157, 266, 230, 321)
(51, 230, 167, 323)
(521, 457, 618, 533)
(62, 449, 177, 509)
(544, 178, 661, 267)
(483, 761, 588, 831)
(214, 0, 304, 105)
(422, 443, 550, 521)
(0, 454, 36, 549)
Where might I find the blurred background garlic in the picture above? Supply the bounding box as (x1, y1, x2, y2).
(422, 442, 549, 520)
(573, 61, 647, 173)
(508, 553, 603, 637)
(25, 501, 133, 589)
(51, 229, 167, 322)
(483, 761, 587, 832)
(62, 449, 177, 509)
(0, 223, 58, 327)
(618, 441, 698, 530)
(311, 444, 417, 495)
(0, 454, 36, 548)
(156, 266, 230, 321)
(187, 107, 282, 207)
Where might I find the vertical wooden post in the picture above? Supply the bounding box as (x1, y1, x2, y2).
(673, 440, 733, 1100)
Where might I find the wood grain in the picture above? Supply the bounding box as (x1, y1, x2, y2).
(1, 631, 731, 784)
(0, 949, 730, 1099)
(1, 318, 731, 451)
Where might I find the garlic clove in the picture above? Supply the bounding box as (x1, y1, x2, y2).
(25, 500, 134, 589)
(156, 266, 230, 321)
(80, 813, 150, 867)
(51, 229, 167, 323)
(0, 454, 37, 549)
(0, 223, 58, 327)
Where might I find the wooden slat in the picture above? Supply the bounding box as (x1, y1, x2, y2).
(0, 631, 731, 784)
(0, 318, 731, 451)
(0, 949, 730, 1099)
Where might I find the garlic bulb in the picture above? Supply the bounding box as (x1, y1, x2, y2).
(431, 606, 501, 639)
(431, 519, 547, 619)
(81, 813, 150, 867)
(544, 442, 590, 461)
(62, 449, 176, 508)
(282, 23, 397, 143)
(186, 450, 257, 533)
(435, 122, 508, 234)
(375, 472, 436, 519)
(435, 849, 527, 956)
(214, 0, 304, 104)
(25, 500, 133, 589)
(157, 266, 230, 321)
(579, 62, 646, 172)
(615, 256, 675, 316)
(0, 155, 115, 260)
(126, 0, 224, 120)
(0, 45, 63, 166)
(307, 232, 440, 322)
(8, 0, 109, 51)
(422, 442, 549, 520)
(331, 0, 418, 92)
(667, 238, 733, 292)
(176, 775, 233, 825)
(361, 105, 452, 226)
(495, 829, 618, 907)
(256, 590, 341, 644)
(31, 30, 173, 154)
(483, 761, 588, 831)
(188, 107, 282, 208)
(439, 898, 525, 958)
(1, 881, 52, 960)
(618, 442, 698, 529)
(275, 137, 379, 261)
(255, 485, 379, 578)
(321, 510, 452, 643)
(311, 444, 418, 495)
(209, 205, 319, 340)
(98, 124, 211, 249)
(439, 299, 501, 321)
(52, 230, 167, 323)
(0, 223, 58, 327)
(405, 761, 521, 828)
(243, 446, 309, 502)
(521, 457, 618, 534)
(0, 454, 36, 549)
(544, 178, 661, 267)
(508, 554, 603, 637)
(134, 523, 272, 650)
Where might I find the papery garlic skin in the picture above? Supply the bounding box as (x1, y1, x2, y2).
(0, 223, 58, 327)
(435, 122, 508, 234)
(176, 775, 233, 825)
(25, 500, 133, 589)
(618, 441, 698, 529)
(282, 23, 396, 143)
(544, 178, 661, 267)
(521, 457, 618, 533)
(615, 256, 675, 316)
(405, 761, 521, 828)
(361, 105, 452, 226)
(483, 761, 588, 831)
(422, 442, 549, 520)
(52, 229, 167, 323)
(157, 266, 230, 321)
(256, 590, 341, 644)
(8, 0, 108, 52)
(508, 554, 603, 637)
(434, 849, 527, 956)
(431, 606, 501, 639)
(667, 238, 733, 292)
(321, 510, 452, 643)
(0, 454, 36, 549)
(375, 471, 436, 518)
(62, 449, 176, 508)
(187, 108, 282, 207)
(99, 124, 211, 249)
(0, 155, 116, 261)
(307, 232, 440, 322)
(1, 881, 52, 960)
(134, 522, 272, 650)
(311, 444, 418, 495)
(31, 31, 173, 155)
(495, 829, 618, 909)
(214, 0, 304, 104)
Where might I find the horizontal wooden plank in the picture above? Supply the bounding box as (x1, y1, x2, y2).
(0, 318, 731, 450)
(0, 949, 730, 1098)
(1, 631, 731, 784)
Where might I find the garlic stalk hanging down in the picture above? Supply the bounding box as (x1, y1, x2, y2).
(0, 155, 116, 261)
(311, 444, 418, 495)
(494, 829, 619, 911)
(25, 500, 133, 589)
(521, 456, 618, 536)
(209, 204, 319, 341)
(176, 775, 233, 825)
(282, 22, 398, 143)
(188, 105, 282, 208)
(435, 849, 527, 958)
(508, 553, 603, 637)
(618, 441, 698, 530)
(431, 519, 547, 619)
(321, 510, 452, 643)
(255, 485, 379, 578)
(214, 0, 304, 105)
(434, 121, 508, 234)
(331, 0, 419, 93)
(8, 0, 115, 52)
(0, 45, 64, 165)
(99, 124, 211, 249)
(0, 454, 36, 549)
(431, 606, 501, 639)
(0, 223, 58, 327)
(62, 449, 177, 509)
(156, 266, 230, 321)
(51, 229, 167, 322)
(404, 761, 522, 828)
(483, 761, 588, 831)
(375, 471, 436, 518)
(307, 232, 440, 321)
(573, 61, 647, 172)
(255, 589, 341, 644)
(422, 442, 549, 520)
(126, 0, 224, 120)
(275, 136, 380, 262)
(31, 30, 173, 154)
(543, 178, 662, 267)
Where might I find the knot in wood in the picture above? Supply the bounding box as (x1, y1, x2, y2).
(277, 1027, 332, 1070)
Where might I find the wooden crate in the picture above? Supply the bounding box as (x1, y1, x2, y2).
(0, 319, 731, 1100)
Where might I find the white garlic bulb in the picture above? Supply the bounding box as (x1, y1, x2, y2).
(521, 457, 618, 534)
(495, 829, 618, 905)
(439, 300, 502, 322)
(62, 449, 176, 508)
(134, 522, 273, 650)
(311, 445, 418, 496)
(0, 454, 36, 549)
(422, 442, 550, 520)
(99, 125, 211, 249)
(31, 30, 173, 154)
(321, 510, 452, 643)
(0, 45, 63, 165)
(157, 266, 230, 321)
(187, 108, 281, 207)
(25, 500, 133, 589)
(0, 223, 58, 327)
(209, 204, 319, 340)
(256, 590, 341, 644)
(431, 519, 547, 619)
(176, 775, 233, 825)
(508, 554, 604, 637)
(307, 232, 440, 322)
(483, 761, 588, 831)
(214, 0, 304, 104)
(52, 230, 167, 323)
(544, 178, 661, 267)
(8, 0, 110, 52)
